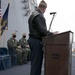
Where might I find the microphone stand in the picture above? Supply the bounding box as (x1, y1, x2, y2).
(43, 13, 56, 53)
(45, 13, 56, 41)
(48, 13, 56, 31)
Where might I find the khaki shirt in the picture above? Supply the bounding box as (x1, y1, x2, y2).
(7, 37, 19, 49)
(19, 38, 29, 48)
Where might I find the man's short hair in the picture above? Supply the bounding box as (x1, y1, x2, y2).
(39, 0, 47, 8)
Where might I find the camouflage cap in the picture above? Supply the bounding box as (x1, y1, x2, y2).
(39, 0, 47, 8)
(12, 32, 16, 35)
(22, 33, 26, 36)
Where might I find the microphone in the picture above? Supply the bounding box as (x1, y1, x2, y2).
(50, 12, 56, 15)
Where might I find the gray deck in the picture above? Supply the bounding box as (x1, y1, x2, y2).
(0, 53, 75, 75)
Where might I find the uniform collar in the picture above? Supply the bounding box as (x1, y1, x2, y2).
(36, 8, 43, 14)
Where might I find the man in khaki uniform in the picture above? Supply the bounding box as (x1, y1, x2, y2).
(7, 32, 23, 65)
(19, 33, 30, 63)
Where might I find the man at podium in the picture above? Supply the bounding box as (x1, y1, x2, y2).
(28, 0, 54, 75)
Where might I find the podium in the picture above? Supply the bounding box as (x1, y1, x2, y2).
(43, 31, 73, 75)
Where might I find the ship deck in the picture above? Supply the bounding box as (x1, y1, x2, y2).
(0, 53, 75, 75)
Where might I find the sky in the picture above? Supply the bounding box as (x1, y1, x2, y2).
(37, 0, 75, 41)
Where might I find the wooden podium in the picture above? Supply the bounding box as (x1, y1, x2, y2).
(43, 31, 73, 75)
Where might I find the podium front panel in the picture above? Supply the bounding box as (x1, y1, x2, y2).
(44, 31, 73, 75)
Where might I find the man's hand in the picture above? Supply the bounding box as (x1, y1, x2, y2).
(17, 46, 21, 49)
(25, 45, 29, 48)
(53, 31, 59, 35)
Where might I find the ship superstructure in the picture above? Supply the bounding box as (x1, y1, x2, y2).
(0, 0, 37, 47)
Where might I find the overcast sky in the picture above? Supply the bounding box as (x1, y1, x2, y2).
(37, 0, 75, 41)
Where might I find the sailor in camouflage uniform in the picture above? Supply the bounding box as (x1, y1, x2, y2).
(7, 32, 23, 65)
(19, 33, 30, 63)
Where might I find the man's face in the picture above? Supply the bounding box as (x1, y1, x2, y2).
(23, 35, 26, 38)
(40, 6, 46, 14)
(12, 35, 16, 38)
(42, 7, 46, 13)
